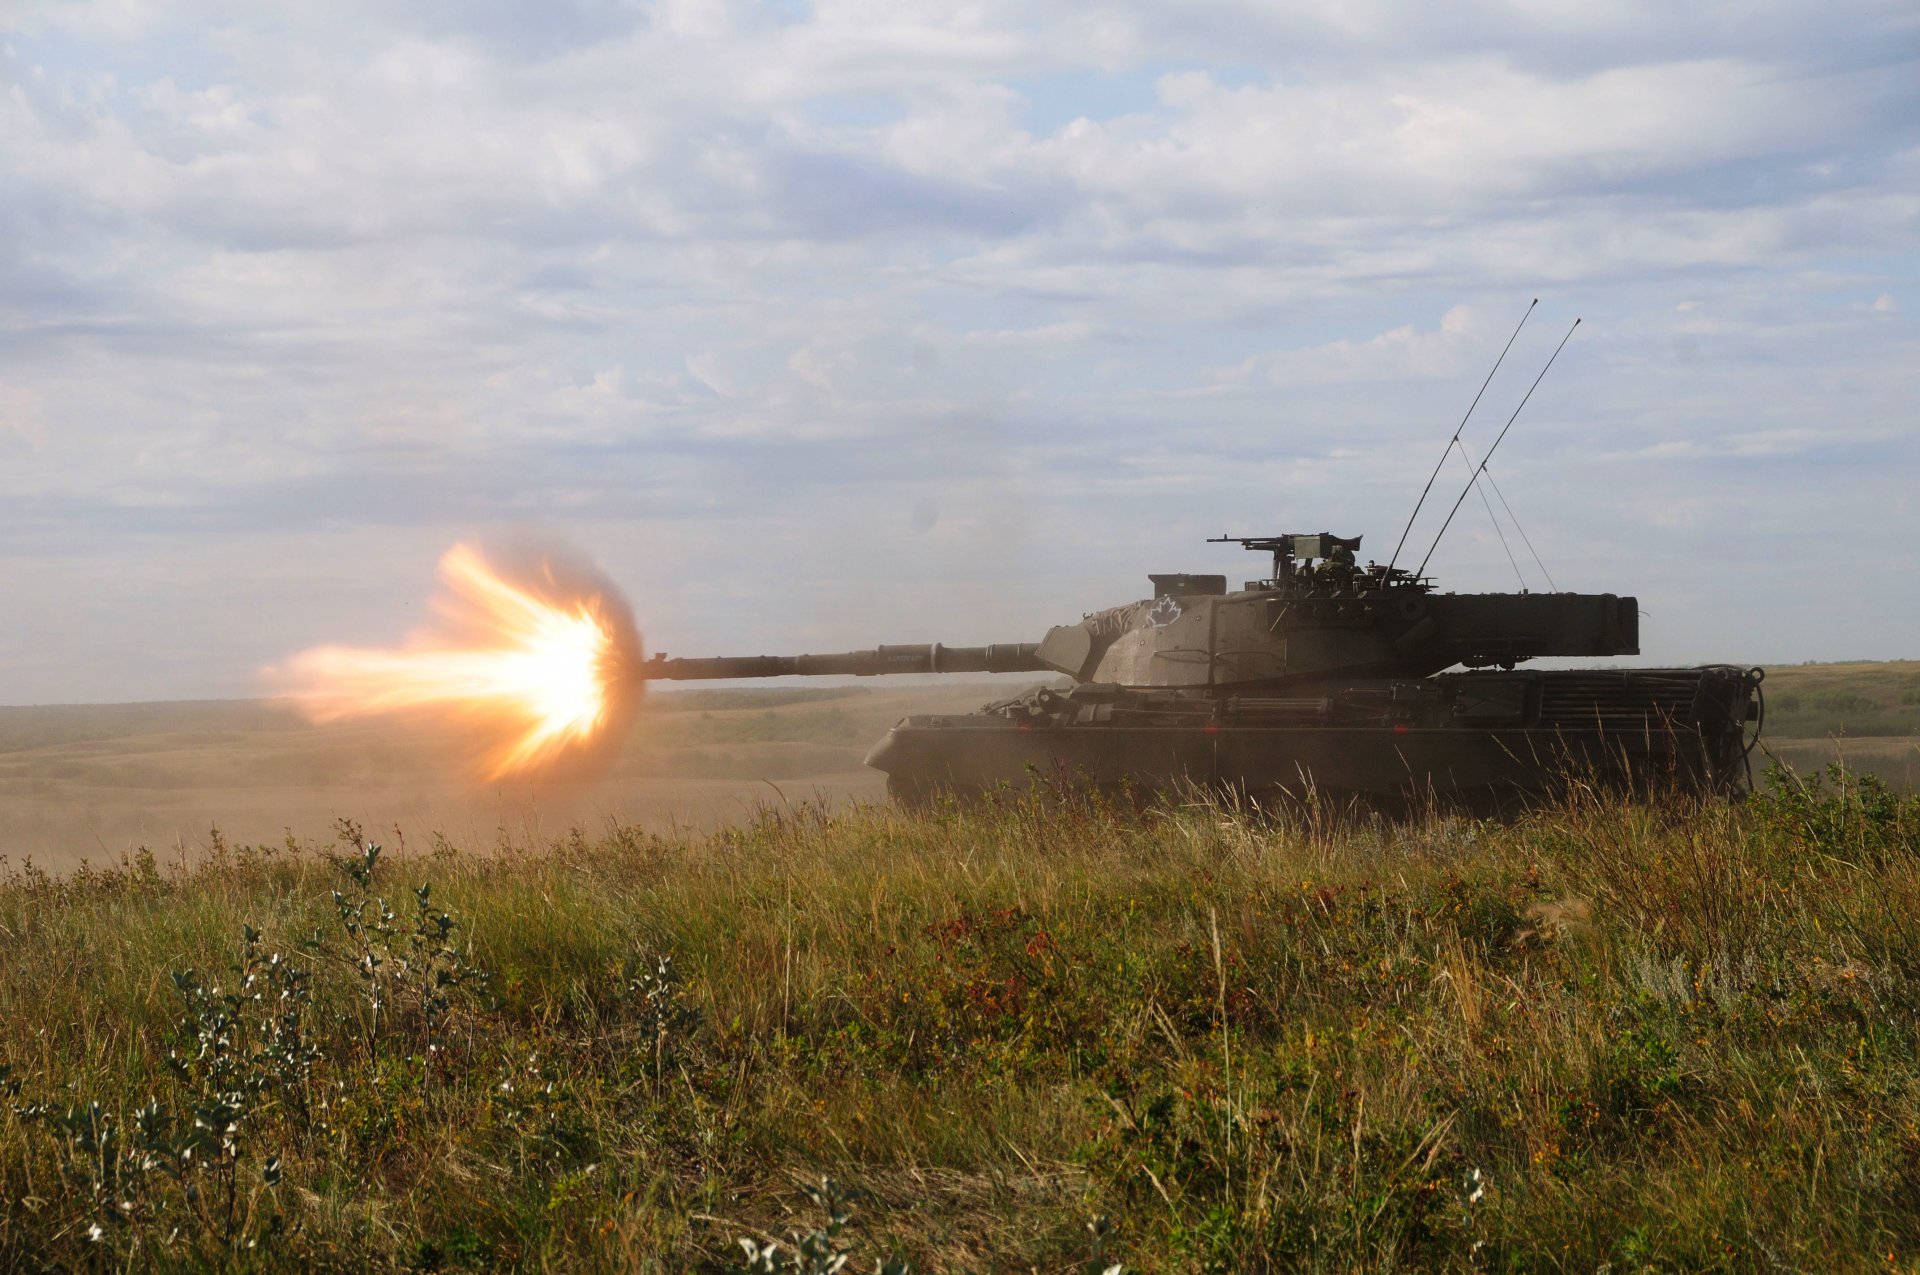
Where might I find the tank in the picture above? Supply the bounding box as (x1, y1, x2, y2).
(637, 531, 1764, 811)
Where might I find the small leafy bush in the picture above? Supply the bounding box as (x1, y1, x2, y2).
(1750, 760, 1918, 864)
(13, 925, 307, 1260)
(326, 821, 497, 1073)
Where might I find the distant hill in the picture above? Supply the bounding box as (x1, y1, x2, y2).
(1755, 660, 1920, 738)
(1745, 661, 1919, 792)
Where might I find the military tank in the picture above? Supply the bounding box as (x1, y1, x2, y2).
(637, 531, 1763, 810)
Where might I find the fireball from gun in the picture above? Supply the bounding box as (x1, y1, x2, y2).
(271, 543, 644, 781)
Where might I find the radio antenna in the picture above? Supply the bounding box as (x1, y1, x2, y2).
(1415, 317, 1580, 582)
(1385, 298, 1536, 578)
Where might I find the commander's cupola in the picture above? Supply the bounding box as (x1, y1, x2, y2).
(1205, 532, 1427, 595)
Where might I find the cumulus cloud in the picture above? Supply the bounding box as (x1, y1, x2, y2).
(0, 0, 1915, 698)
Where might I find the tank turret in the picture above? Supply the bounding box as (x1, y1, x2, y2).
(640, 533, 1635, 690)
(1027, 533, 1637, 688)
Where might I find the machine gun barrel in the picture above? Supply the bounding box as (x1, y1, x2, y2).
(639, 643, 1046, 681)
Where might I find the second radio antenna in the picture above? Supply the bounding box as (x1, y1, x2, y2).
(1385, 298, 1536, 578)
(1415, 317, 1580, 582)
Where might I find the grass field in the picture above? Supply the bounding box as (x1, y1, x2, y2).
(0, 663, 1917, 1267)
(2, 767, 1919, 1269)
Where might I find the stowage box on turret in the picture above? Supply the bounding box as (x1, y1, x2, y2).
(638, 531, 1763, 810)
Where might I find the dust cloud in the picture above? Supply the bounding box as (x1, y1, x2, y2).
(0, 683, 1015, 873)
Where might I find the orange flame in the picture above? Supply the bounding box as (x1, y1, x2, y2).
(273, 544, 643, 780)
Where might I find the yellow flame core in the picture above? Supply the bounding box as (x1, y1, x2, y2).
(279, 545, 635, 780)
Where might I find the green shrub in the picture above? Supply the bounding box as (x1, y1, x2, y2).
(1750, 760, 1918, 864)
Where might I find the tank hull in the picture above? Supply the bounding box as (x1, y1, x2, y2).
(865, 666, 1762, 808)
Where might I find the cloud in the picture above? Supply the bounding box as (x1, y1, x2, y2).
(1218, 304, 1488, 388)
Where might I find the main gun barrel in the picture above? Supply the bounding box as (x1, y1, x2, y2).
(639, 642, 1046, 681)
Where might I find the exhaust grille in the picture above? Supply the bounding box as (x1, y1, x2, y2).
(1533, 670, 1712, 730)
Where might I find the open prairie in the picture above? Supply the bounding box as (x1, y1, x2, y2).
(1, 662, 1914, 873)
(0, 682, 1033, 872)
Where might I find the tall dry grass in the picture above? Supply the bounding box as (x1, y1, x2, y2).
(0, 767, 1916, 1271)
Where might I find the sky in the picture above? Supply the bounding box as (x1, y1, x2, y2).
(1, 0, 1916, 703)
